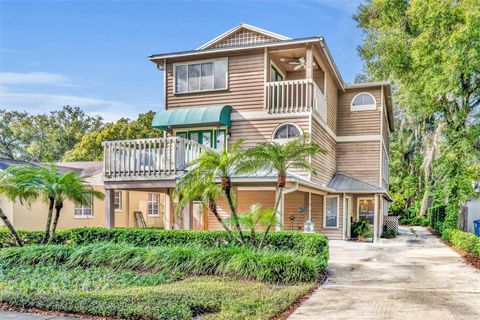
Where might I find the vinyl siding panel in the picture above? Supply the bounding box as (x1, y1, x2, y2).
(165, 52, 265, 112)
(206, 190, 275, 230)
(311, 117, 336, 186)
(337, 87, 382, 136)
(229, 116, 310, 178)
(325, 72, 338, 133)
(336, 141, 381, 186)
(312, 193, 344, 240)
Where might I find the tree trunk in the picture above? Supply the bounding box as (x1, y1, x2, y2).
(208, 200, 243, 244)
(259, 187, 284, 249)
(0, 208, 23, 247)
(277, 173, 286, 188)
(49, 200, 63, 242)
(42, 197, 55, 244)
(221, 176, 245, 243)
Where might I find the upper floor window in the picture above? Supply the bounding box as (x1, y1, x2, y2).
(175, 58, 228, 94)
(273, 123, 302, 140)
(351, 92, 376, 111)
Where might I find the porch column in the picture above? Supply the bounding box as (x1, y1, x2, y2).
(105, 189, 115, 228)
(164, 188, 174, 230)
(373, 194, 379, 243)
(183, 201, 193, 230)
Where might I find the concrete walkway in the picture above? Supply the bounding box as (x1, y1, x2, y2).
(289, 226, 480, 320)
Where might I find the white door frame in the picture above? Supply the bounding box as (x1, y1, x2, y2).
(345, 195, 352, 239)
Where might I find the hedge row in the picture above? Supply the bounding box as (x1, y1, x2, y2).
(0, 275, 311, 320)
(441, 228, 480, 256)
(0, 243, 323, 284)
(0, 227, 329, 269)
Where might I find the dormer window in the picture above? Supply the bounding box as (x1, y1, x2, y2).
(350, 92, 376, 111)
(273, 123, 302, 140)
(174, 58, 228, 93)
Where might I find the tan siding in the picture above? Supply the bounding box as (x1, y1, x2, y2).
(336, 141, 381, 186)
(206, 190, 275, 231)
(337, 87, 382, 136)
(325, 72, 338, 133)
(166, 52, 265, 112)
(283, 191, 307, 231)
(312, 193, 344, 240)
(311, 117, 336, 185)
(230, 116, 310, 178)
(382, 113, 390, 149)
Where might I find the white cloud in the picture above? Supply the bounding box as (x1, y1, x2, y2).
(0, 72, 71, 86)
(0, 86, 138, 122)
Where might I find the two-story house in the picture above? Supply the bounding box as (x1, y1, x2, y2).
(102, 23, 394, 242)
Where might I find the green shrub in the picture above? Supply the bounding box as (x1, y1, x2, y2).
(0, 228, 328, 270)
(0, 274, 311, 320)
(381, 229, 397, 239)
(0, 243, 324, 284)
(441, 228, 480, 256)
(352, 220, 372, 238)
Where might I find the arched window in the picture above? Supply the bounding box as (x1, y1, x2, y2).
(351, 92, 376, 111)
(273, 123, 301, 140)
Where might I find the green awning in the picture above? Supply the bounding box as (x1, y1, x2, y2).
(152, 105, 232, 130)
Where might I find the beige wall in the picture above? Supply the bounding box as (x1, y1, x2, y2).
(336, 141, 381, 186)
(1, 187, 164, 231)
(337, 87, 382, 137)
(165, 51, 265, 113)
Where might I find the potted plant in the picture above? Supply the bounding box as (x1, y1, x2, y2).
(352, 220, 373, 241)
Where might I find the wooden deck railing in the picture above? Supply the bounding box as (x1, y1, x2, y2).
(264, 79, 327, 120)
(103, 137, 208, 181)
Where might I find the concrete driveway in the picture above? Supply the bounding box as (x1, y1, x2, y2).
(289, 226, 480, 320)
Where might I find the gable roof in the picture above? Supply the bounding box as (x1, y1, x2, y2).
(0, 158, 38, 170)
(197, 23, 290, 50)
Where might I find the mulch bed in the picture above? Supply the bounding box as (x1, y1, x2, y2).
(428, 227, 480, 270)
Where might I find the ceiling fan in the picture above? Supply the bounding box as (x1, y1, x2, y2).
(284, 57, 315, 70)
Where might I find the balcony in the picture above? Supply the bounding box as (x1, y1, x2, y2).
(264, 79, 327, 120)
(103, 137, 208, 181)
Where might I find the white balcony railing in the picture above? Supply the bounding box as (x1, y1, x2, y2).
(264, 79, 327, 121)
(103, 137, 208, 181)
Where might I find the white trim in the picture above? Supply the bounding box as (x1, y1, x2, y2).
(323, 195, 340, 229)
(197, 23, 290, 50)
(231, 110, 310, 120)
(345, 81, 391, 89)
(345, 195, 352, 239)
(270, 60, 285, 80)
(350, 92, 377, 111)
(237, 186, 276, 191)
(356, 196, 375, 224)
(114, 190, 122, 211)
(147, 193, 161, 217)
(336, 135, 382, 142)
(173, 57, 228, 94)
(374, 195, 379, 243)
(272, 123, 303, 141)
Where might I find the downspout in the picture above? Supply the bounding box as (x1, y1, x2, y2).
(279, 182, 299, 231)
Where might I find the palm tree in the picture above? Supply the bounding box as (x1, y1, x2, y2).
(0, 165, 103, 242)
(184, 139, 253, 243)
(245, 134, 324, 248)
(224, 204, 279, 246)
(0, 165, 42, 247)
(175, 172, 243, 244)
(48, 170, 104, 239)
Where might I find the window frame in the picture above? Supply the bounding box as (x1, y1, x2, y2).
(175, 128, 227, 150)
(74, 196, 94, 219)
(272, 123, 303, 142)
(357, 197, 375, 225)
(270, 62, 285, 82)
(323, 195, 340, 229)
(350, 92, 377, 111)
(114, 191, 122, 211)
(147, 193, 161, 217)
(173, 58, 228, 94)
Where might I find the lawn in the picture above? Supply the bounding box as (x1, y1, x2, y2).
(0, 228, 327, 319)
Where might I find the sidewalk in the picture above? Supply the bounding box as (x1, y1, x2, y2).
(0, 311, 79, 319)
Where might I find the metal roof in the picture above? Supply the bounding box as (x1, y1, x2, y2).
(0, 158, 37, 170)
(328, 173, 385, 192)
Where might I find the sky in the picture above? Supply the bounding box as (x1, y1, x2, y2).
(0, 0, 364, 122)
